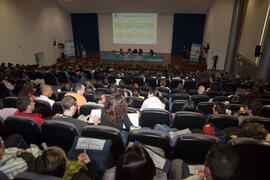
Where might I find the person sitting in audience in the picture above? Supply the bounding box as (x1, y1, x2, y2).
(13, 96, 44, 125)
(159, 79, 171, 93)
(132, 88, 144, 99)
(212, 101, 226, 115)
(18, 82, 37, 100)
(0, 73, 14, 91)
(36, 84, 55, 107)
(94, 91, 106, 105)
(176, 83, 187, 94)
(0, 136, 41, 179)
(93, 94, 133, 143)
(234, 99, 263, 126)
(104, 145, 166, 180)
(140, 89, 165, 111)
(247, 85, 262, 99)
(185, 144, 240, 180)
(228, 88, 246, 104)
(197, 85, 206, 95)
(84, 80, 95, 94)
(117, 80, 132, 97)
(34, 146, 101, 180)
(182, 100, 196, 112)
(65, 83, 87, 110)
(53, 96, 89, 132)
(239, 122, 269, 140)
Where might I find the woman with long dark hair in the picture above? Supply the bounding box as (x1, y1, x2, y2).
(103, 145, 166, 180)
(94, 93, 132, 131)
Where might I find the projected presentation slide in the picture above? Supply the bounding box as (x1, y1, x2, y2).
(112, 13, 157, 45)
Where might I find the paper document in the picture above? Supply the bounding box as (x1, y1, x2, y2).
(89, 109, 102, 123)
(145, 148, 166, 169)
(123, 113, 139, 128)
(76, 137, 106, 151)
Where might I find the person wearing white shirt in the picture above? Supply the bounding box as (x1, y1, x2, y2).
(140, 89, 165, 111)
(36, 84, 55, 107)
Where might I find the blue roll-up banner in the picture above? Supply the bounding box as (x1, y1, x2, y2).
(64, 40, 75, 57)
(189, 43, 201, 62)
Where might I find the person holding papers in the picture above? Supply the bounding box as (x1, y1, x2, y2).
(92, 94, 133, 143)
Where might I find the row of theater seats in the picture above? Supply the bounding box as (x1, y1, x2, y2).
(2, 96, 270, 132)
(3, 95, 270, 120)
(1, 115, 270, 180)
(1, 115, 270, 163)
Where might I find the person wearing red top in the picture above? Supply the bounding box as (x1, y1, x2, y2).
(13, 96, 44, 125)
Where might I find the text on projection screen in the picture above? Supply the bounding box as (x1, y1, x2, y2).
(112, 13, 157, 45)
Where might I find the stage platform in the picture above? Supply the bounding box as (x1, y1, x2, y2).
(57, 51, 207, 72)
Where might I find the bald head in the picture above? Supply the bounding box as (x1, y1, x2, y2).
(41, 84, 53, 97)
(198, 85, 206, 95)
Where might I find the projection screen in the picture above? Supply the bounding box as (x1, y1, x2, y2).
(112, 13, 157, 45)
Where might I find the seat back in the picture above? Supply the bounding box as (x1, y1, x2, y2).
(261, 98, 270, 105)
(173, 134, 220, 164)
(5, 116, 42, 145)
(228, 138, 270, 180)
(41, 120, 79, 152)
(128, 129, 171, 157)
(84, 93, 94, 102)
(33, 99, 54, 118)
(3, 96, 18, 108)
(171, 79, 182, 89)
(241, 116, 270, 132)
(96, 88, 111, 94)
(191, 95, 210, 105)
(188, 89, 198, 96)
(212, 96, 229, 102)
(57, 91, 67, 101)
(145, 77, 157, 87)
(140, 109, 170, 128)
(130, 97, 144, 109)
(205, 91, 221, 98)
(0, 117, 9, 138)
(260, 105, 270, 118)
(0, 82, 11, 98)
(79, 104, 103, 116)
(171, 100, 187, 113)
(132, 77, 144, 86)
(197, 102, 214, 114)
(173, 111, 206, 130)
(52, 101, 63, 114)
(184, 80, 196, 90)
(128, 107, 139, 113)
(226, 103, 243, 113)
(208, 114, 238, 129)
(14, 172, 63, 180)
(171, 93, 190, 102)
(81, 125, 125, 156)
